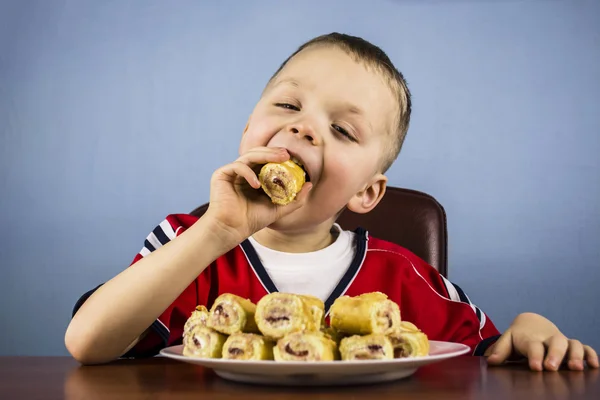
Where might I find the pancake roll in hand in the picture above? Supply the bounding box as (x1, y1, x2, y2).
(258, 160, 306, 205)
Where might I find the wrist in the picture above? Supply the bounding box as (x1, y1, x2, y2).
(192, 211, 248, 254)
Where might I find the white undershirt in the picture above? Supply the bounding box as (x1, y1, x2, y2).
(248, 224, 356, 302)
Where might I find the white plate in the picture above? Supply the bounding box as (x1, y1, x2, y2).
(159, 341, 470, 386)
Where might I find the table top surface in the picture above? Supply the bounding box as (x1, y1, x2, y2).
(1, 356, 598, 400)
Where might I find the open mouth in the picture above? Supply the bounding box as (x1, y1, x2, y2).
(290, 156, 311, 182)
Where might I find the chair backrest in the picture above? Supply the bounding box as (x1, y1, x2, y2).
(190, 187, 448, 277)
(336, 187, 448, 276)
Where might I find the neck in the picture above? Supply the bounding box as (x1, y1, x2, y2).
(252, 220, 338, 253)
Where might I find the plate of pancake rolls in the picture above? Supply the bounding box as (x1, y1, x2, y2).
(160, 292, 470, 386)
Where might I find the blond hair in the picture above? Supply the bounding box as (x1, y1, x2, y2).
(269, 33, 411, 172)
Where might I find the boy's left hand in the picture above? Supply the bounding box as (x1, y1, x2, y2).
(485, 312, 599, 371)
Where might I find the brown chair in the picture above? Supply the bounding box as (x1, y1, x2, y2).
(190, 187, 448, 277)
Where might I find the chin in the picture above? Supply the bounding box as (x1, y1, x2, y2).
(266, 212, 312, 232)
(266, 207, 337, 233)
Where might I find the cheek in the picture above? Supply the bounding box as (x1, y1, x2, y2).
(240, 120, 278, 153)
(328, 156, 352, 177)
(321, 148, 379, 190)
(321, 156, 364, 192)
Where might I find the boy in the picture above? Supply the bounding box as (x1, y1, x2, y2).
(65, 33, 598, 371)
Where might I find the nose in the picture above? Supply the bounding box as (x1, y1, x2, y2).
(287, 120, 320, 145)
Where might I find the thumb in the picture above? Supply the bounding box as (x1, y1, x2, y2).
(486, 331, 514, 365)
(274, 183, 313, 218)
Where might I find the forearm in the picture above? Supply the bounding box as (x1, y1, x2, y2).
(65, 215, 235, 364)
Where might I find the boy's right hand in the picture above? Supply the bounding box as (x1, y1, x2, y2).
(205, 147, 313, 245)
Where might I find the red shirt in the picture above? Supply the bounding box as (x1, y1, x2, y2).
(73, 214, 500, 357)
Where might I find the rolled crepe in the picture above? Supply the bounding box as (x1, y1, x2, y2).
(298, 294, 325, 329)
(339, 334, 394, 361)
(183, 326, 226, 358)
(329, 292, 401, 336)
(207, 293, 259, 335)
(183, 305, 209, 338)
(255, 293, 323, 339)
(222, 333, 274, 360)
(321, 326, 349, 346)
(259, 160, 305, 205)
(398, 321, 420, 332)
(387, 321, 430, 358)
(274, 331, 338, 361)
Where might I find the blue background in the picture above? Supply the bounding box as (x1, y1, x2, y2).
(1, 0, 598, 355)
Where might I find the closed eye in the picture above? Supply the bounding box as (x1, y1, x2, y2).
(275, 103, 300, 111)
(332, 124, 357, 142)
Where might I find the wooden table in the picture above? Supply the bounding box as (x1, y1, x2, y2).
(1, 356, 598, 399)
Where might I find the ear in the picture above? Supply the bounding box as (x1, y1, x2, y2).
(346, 174, 387, 214)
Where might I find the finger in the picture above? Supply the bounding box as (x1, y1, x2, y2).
(543, 335, 569, 371)
(273, 183, 313, 216)
(584, 345, 599, 369)
(238, 147, 289, 166)
(566, 339, 585, 371)
(486, 332, 513, 365)
(220, 161, 261, 189)
(240, 146, 287, 155)
(294, 182, 313, 202)
(526, 341, 546, 371)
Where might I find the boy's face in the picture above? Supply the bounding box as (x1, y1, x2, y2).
(240, 45, 397, 230)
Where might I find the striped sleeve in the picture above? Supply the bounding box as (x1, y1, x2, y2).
(440, 276, 487, 331)
(139, 218, 178, 257)
(385, 244, 502, 356)
(438, 275, 501, 355)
